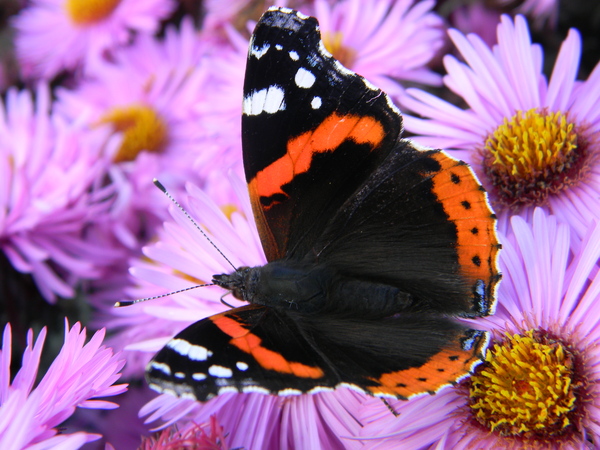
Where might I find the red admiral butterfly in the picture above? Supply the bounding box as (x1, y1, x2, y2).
(146, 7, 501, 401)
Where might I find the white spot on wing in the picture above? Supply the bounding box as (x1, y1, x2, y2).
(276, 44, 283, 50)
(338, 382, 368, 395)
(236, 361, 249, 371)
(295, 67, 316, 88)
(289, 50, 299, 61)
(189, 345, 212, 361)
(242, 386, 271, 394)
(166, 339, 212, 361)
(278, 388, 302, 396)
(149, 361, 171, 375)
(217, 386, 238, 395)
(192, 372, 207, 381)
(174, 372, 185, 379)
(209, 365, 233, 378)
(308, 386, 334, 394)
(243, 86, 286, 116)
(311, 96, 322, 109)
(181, 392, 197, 400)
(251, 44, 270, 59)
(162, 388, 177, 397)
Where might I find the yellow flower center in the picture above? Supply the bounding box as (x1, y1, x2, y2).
(482, 108, 586, 210)
(65, 0, 121, 25)
(322, 31, 356, 69)
(221, 204, 239, 221)
(469, 331, 577, 438)
(99, 105, 167, 163)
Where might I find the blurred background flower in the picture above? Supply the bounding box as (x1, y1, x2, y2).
(12, 0, 177, 80)
(1, 0, 599, 448)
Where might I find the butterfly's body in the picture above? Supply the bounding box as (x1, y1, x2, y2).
(214, 259, 414, 317)
(146, 7, 501, 402)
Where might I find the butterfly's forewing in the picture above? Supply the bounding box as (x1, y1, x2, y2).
(242, 9, 402, 261)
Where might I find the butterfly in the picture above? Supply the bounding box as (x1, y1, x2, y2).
(146, 6, 501, 401)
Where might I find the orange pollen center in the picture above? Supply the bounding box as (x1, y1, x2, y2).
(482, 108, 585, 210)
(65, 0, 121, 25)
(99, 105, 167, 163)
(469, 331, 576, 439)
(322, 31, 356, 68)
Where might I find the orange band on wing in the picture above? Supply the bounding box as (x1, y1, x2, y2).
(367, 344, 481, 398)
(252, 113, 385, 200)
(211, 315, 324, 379)
(428, 152, 500, 290)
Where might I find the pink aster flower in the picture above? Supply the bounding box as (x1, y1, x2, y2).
(308, 0, 445, 97)
(12, 0, 177, 80)
(67, 384, 155, 448)
(192, 34, 246, 182)
(450, 2, 501, 47)
(53, 18, 215, 313)
(0, 84, 119, 302)
(201, 0, 281, 40)
(55, 17, 210, 249)
(0, 320, 127, 448)
(401, 15, 600, 237)
(357, 208, 600, 448)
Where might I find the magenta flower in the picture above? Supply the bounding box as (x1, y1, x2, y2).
(52, 18, 215, 315)
(201, 0, 279, 39)
(0, 320, 127, 448)
(0, 84, 118, 302)
(450, 2, 501, 47)
(307, 0, 445, 97)
(12, 0, 177, 80)
(55, 17, 210, 249)
(357, 208, 600, 448)
(401, 15, 600, 237)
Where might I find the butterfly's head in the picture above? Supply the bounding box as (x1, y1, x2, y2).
(212, 267, 256, 301)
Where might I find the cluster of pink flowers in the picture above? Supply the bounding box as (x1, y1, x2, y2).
(1, 0, 598, 448)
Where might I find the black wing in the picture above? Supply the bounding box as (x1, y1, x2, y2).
(146, 304, 488, 401)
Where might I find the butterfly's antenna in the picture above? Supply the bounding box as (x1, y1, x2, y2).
(115, 283, 213, 307)
(153, 179, 237, 271)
